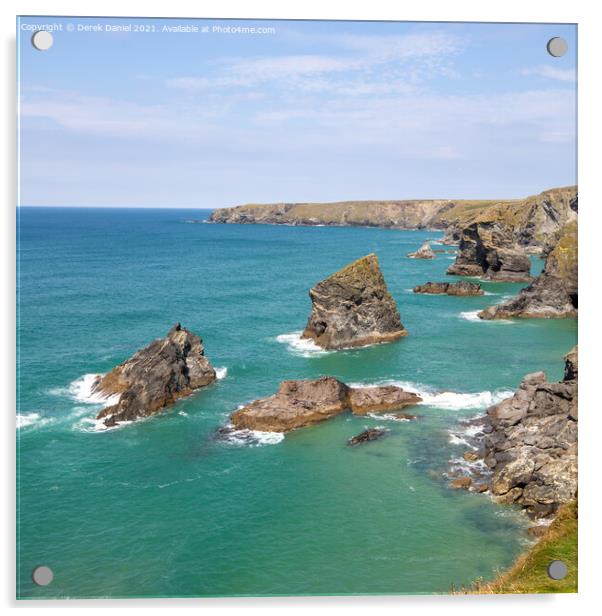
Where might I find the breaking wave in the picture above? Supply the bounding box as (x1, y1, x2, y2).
(217, 425, 285, 447)
(349, 380, 513, 412)
(275, 331, 330, 357)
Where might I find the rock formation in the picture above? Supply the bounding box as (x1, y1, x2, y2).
(407, 240, 435, 259)
(413, 281, 484, 296)
(446, 187, 577, 281)
(229, 377, 422, 432)
(301, 254, 407, 350)
(478, 347, 577, 518)
(446, 237, 532, 282)
(348, 428, 389, 446)
(479, 221, 577, 319)
(93, 324, 216, 427)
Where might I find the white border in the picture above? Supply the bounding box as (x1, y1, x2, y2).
(3, 1, 601, 614)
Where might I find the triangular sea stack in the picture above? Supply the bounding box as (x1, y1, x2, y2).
(301, 253, 407, 350)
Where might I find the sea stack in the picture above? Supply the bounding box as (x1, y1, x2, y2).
(229, 377, 422, 432)
(407, 240, 435, 259)
(93, 323, 216, 427)
(301, 253, 407, 350)
(479, 221, 577, 319)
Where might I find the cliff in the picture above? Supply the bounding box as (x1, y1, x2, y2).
(208, 198, 501, 230)
(479, 220, 577, 319)
(446, 187, 577, 280)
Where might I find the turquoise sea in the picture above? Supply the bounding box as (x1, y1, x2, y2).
(16, 207, 577, 598)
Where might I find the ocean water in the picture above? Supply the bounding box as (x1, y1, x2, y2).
(16, 207, 577, 598)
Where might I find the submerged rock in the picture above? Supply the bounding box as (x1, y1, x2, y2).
(479, 347, 578, 517)
(407, 240, 436, 259)
(348, 428, 389, 446)
(301, 253, 407, 350)
(94, 324, 216, 427)
(413, 281, 484, 296)
(229, 377, 422, 432)
(479, 221, 577, 320)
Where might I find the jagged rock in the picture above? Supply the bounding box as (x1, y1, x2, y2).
(229, 377, 421, 432)
(479, 221, 577, 319)
(94, 324, 216, 427)
(477, 347, 578, 517)
(407, 240, 436, 259)
(446, 187, 577, 282)
(348, 428, 389, 446)
(450, 477, 472, 489)
(301, 254, 407, 350)
(446, 236, 532, 282)
(413, 281, 484, 296)
(463, 451, 480, 461)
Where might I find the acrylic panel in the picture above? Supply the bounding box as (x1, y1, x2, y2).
(16, 16, 577, 598)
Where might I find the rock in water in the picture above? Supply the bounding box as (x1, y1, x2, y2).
(301, 253, 407, 350)
(348, 428, 389, 446)
(229, 378, 422, 432)
(481, 347, 577, 517)
(413, 281, 484, 296)
(446, 231, 532, 282)
(94, 324, 216, 427)
(479, 221, 577, 319)
(407, 240, 435, 259)
(347, 386, 422, 415)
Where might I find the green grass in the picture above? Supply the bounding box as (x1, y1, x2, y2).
(469, 500, 577, 594)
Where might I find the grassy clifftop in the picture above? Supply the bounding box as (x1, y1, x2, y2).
(470, 500, 577, 594)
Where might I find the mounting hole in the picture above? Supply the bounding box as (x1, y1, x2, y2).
(547, 37, 567, 58)
(31, 30, 54, 51)
(547, 559, 568, 580)
(32, 565, 54, 586)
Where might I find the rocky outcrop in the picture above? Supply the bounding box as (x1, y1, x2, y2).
(446, 187, 577, 281)
(407, 240, 435, 259)
(480, 347, 577, 518)
(413, 281, 484, 296)
(348, 428, 389, 446)
(446, 238, 532, 282)
(229, 377, 422, 432)
(93, 324, 216, 427)
(301, 254, 407, 349)
(479, 221, 577, 319)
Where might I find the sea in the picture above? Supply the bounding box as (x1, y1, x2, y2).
(16, 207, 577, 598)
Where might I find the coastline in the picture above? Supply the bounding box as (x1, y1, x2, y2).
(464, 500, 578, 594)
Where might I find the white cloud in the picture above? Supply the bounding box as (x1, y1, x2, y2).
(521, 65, 576, 82)
(165, 31, 462, 93)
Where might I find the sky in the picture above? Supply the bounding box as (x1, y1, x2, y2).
(17, 18, 577, 208)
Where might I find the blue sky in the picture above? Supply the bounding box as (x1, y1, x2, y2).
(18, 18, 576, 207)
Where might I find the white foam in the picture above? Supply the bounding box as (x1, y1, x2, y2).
(215, 366, 228, 380)
(16, 412, 50, 429)
(350, 380, 513, 412)
(67, 373, 121, 405)
(459, 310, 514, 324)
(367, 412, 413, 422)
(220, 427, 285, 447)
(275, 331, 330, 357)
